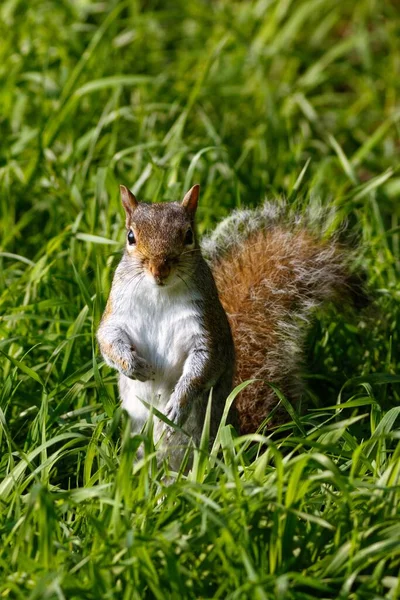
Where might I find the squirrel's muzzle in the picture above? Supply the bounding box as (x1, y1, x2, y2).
(149, 259, 171, 285)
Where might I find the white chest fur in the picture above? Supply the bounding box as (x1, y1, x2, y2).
(114, 274, 203, 428)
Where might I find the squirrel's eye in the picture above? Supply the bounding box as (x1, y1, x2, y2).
(127, 230, 136, 245)
(184, 228, 193, 245)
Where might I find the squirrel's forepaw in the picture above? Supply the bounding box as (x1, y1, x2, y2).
(123, 353, 155, 382)
(163, 400, 189, 442)
(164, 400, 180, 423)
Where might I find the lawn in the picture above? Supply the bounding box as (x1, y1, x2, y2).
(0, 0, 400, 598)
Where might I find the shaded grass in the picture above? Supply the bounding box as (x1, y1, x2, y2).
(1, 0, 400, 598)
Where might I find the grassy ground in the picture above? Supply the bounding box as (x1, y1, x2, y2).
(1, 0, 400, 598)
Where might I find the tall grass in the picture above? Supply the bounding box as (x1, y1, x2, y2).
(0, 0, 399, 597)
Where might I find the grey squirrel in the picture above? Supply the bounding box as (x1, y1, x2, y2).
(97, 184, 235, 467)
(97, 184, 363, 466)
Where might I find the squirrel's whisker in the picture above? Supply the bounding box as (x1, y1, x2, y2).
(176, 272, 190, 291)
(181, 248, 201, 257)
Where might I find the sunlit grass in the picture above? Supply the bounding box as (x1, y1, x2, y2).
(1, 0, 400, 597)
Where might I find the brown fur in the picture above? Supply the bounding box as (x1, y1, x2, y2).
(212, 227, 356, 433)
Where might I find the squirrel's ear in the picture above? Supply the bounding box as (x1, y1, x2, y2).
(181, 184, 200, 216)
(120, 185, 138, 225)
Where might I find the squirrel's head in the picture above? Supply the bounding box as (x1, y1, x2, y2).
(120, 184, 200, 287)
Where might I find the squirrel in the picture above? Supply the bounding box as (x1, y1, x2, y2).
(97, 184, 364, 466)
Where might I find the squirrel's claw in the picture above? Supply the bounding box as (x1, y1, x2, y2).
(164, 398, 189, 429)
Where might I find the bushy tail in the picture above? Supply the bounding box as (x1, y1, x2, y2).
(202, 200, 366, 434)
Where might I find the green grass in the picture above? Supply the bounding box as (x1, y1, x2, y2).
(1, 0, 400, 598)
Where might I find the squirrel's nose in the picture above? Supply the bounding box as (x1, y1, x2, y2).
(149, 260, 171, 284)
